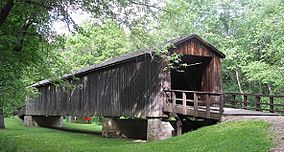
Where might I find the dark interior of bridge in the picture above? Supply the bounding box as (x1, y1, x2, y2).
(170, 55, 212, 92)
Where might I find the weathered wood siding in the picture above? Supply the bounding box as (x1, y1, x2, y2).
(26, 55, 170, 117)
(23, 35, 224, 118)
(175, 38, 223, 93)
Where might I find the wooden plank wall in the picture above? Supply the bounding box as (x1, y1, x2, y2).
(26, 55, 170, 118)
(175, 38, 222, 93)
(174, 38, 223, 105)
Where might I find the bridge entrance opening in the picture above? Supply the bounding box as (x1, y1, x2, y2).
(170, 55, 212, 91)
(170, 55, 212, 103)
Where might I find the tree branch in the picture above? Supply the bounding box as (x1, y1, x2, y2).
(15, 14, 35, 52)
(22, 0, 52, 10)
(0, 0, 14, 27)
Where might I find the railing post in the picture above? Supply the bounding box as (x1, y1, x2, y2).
(255, 96, 261, 111)
(172, 92, 176, 113)
(182, 92, 187, 115)
(205, 94, 210, 118)
(232, 94, 236, 108)
(193, 93, 198, 115)
(243, 95, 248, 110)
(269, 97, 274, 113)
(220, 94, 224, 115)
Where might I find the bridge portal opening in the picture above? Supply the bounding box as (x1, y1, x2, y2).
(171, 55, 212, 91)
(170, 55, 212, 103)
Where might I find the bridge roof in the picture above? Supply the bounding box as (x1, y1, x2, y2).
(31, 34, 225, 87)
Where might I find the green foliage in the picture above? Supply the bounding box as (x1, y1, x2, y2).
(157, 0, 284, 94)
(243, 61, 284, 91)
(58, 21, 129, 72)
(0, 0, 160, 117)
(1, 118, 272, 152)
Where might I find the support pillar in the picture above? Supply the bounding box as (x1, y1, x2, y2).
(23, 116, 63, 127)
(147, 118, 174, 141)
(102, 118, 147, 139)
(176, 120, 182, 135)
(24, 116, 38, 127)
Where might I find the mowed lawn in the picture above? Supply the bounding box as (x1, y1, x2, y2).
(0, 117, 273, 152)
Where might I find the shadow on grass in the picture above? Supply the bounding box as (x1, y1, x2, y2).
(46, 126, 102, 135)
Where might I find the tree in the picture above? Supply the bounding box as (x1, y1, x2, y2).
(0, 0, 162, 129)
(155, 0, 284, 94)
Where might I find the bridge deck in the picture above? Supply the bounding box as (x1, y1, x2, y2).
(223, 107, 279, 116)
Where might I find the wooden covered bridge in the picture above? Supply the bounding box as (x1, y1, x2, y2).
(18, 34, 284, 141)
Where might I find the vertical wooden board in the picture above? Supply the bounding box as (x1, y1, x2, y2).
(112, 67, 117, 116)
(100, 70, 105, 116)
(43, 87, 47, 115)
(119, 64, 125, 116)
(145, 58, 152, 116)
(104, 70, 109, 116)
(55, 86, 59, 115)
(88, 73, 94, 115)
(125, 63, 129, 116)
(105, 69, 111, 116)
(115, 66, 120, 115)
(117, 66, 121, 115)
(93, 72, 98, 115)
(50, 85, 55, 115)
(83, 76, 89, 116)
(142, 60, 148, 116)
(96, 72, 101, 116)
(62, 86, 67, 116)
(79, 78, 84, 116)
(121, 63, 127, 116)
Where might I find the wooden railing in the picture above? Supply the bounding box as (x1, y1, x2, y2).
(224, 93, 284, 114)
(163, 90, 224, 119)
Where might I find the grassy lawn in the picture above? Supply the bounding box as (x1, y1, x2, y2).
(0, 117, 273, 152)
(62, 120, 102, 132)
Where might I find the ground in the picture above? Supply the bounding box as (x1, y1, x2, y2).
(0, 117, 273, 152)
(222, 116, 284, 152)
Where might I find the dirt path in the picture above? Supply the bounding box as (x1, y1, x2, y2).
(222, 116, 284, 152)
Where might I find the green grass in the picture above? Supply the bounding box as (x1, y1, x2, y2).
(0, 117, 273, 152)
(63, 120, 102, 132)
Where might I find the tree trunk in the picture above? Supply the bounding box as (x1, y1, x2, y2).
(235, 69, 243, 93)
(0, 0, 14, 27)
(258, 81, 262, 94)
(0, 110, 5, 129)
(267, 83, 273, 95)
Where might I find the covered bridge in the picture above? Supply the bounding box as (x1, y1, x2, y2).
(18, 34, 226, 140)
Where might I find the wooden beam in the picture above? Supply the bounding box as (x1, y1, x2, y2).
(182, 92, 186, 115)
(269, 97, 274, 113)
(193, 93, 198, 115)
(172, 92, 176, 113)
(255, 96, 261, 111)
(205, 94, 210, 118)
(243, 95, 248, 110)
(176, 120, 182, 136)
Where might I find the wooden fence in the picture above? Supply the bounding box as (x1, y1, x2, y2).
(224, 93, 284, 114)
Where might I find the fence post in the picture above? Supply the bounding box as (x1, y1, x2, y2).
(255, 96, 261, 111)
(205, 94, 210, 118)
(172, 92, 176, 113)
(193, 93, 198, 115)
(243, 95, 248, 110)
(269, 97, 274, 113)
(232, 94, 236, 108)
(182, 92, 187, 115)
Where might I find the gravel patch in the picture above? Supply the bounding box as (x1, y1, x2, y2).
(222, 116, 284, 152)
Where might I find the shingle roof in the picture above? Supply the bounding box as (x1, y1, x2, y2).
(31, 34, 225, 87)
